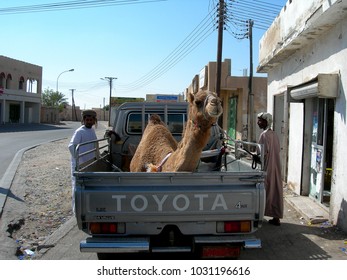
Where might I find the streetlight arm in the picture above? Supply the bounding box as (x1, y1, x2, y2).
(56, 68, 74, 92)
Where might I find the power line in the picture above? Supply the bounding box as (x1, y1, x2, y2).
(0, 0, 167, 15)
(29, 0, 283, 93)
(241, 0, 283, 9)
(225, 0, 283, 36)
(231, 0, 282, 14)
(117, 9, 217, 92)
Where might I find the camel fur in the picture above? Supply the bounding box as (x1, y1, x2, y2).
(129, 90, 223, 172)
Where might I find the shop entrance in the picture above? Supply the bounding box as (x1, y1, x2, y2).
(308, 98, 334, 206)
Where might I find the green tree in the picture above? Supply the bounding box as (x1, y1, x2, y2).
(42, 88, 68, 111)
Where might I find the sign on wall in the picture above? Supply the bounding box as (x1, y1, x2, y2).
(156, 95, 178, 102)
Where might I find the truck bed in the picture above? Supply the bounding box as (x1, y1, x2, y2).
(74, 138, 266, 257)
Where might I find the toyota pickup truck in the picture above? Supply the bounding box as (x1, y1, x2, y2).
(73, 102, 265, 259)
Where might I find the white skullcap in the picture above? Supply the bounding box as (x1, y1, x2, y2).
(257, 112, 273, 129)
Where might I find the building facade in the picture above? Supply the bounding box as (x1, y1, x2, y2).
(58, 104, 82, 122)
(258, 0, 347, 231)
(186, 59, 268, 142)
(0, 56, 42, 124)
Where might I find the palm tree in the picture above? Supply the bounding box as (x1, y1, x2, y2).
(42, 88, 68, 111)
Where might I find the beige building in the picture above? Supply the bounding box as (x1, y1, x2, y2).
(258, 0, 347, 231)
(186, 59, 267, 142)
(0, 56, 42, 124)
(65, 104, 82, 122)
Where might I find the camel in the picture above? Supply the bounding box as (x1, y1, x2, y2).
(129, 90, 223, 172)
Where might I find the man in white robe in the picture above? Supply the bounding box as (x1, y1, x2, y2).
(68, 110, 98, 213)
(257, 112, 283, 226)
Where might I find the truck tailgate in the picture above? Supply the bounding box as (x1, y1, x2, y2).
(75, 171, 265, 227)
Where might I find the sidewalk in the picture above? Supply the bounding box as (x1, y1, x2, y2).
(284, 189, 329, 224)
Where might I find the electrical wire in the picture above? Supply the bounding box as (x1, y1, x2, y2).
(117, 9, 217, 92)
(225, 0, 282, 36)
(8, 0, 284, 93)
(0, 0, 167, 15)
(65, 0, 282, 92)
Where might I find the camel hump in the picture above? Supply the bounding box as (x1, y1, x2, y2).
(149, 114, 163, 125)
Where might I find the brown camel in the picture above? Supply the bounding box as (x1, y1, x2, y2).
(129, 90, 223, 172)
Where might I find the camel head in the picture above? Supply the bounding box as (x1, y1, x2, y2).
(187, 90, 223, 130)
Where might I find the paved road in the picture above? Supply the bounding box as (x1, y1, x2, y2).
(0, 122, 81, 180)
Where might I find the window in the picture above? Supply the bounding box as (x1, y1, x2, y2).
(311, 98, 325, 146)
(0, 72, 5, 88)
(167, 114, 185, 133)
(6, 74, 12, 89)
(27, 78, 38, 93)
(19, 76, 25, 90)
(127, 112, 186, 134)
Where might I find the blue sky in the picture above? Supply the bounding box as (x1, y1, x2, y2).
(1, 0, 287, 109)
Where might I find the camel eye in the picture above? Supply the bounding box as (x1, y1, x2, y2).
(195, 100, 203, 107)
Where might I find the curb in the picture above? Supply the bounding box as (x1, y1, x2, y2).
(36, 216, 77, 256)
(0, 138, 67, 218)
(0, 147, 33, 218)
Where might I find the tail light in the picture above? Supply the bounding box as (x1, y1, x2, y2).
(216, 221, 251, 233)
(89, 222, 125, 234)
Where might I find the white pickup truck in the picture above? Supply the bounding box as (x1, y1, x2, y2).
(73, 102, 265, 259)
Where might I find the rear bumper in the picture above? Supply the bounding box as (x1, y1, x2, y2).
(80, 236, 261, 253)
(80, 237, 150, 253)
(194, 236, 261, 249)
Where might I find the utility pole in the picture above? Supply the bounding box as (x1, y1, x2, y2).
(102, 77, 117, 127)
(103, 97, 105, 121)
(216, 0, 225, 98)
(70, 89, 77, 121)
(247, 19, 254, 143)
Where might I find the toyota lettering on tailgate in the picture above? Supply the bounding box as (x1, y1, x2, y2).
(109, 193, 249, 212)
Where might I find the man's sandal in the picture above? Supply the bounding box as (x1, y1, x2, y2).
(268, 218, 281, 226)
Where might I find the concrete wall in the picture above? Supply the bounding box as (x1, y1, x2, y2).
(258, 0, 342, 73)
(258, 0, 347, 231)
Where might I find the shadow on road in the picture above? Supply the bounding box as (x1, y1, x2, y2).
(0, 187, 24, 203)
(0, 122, 72, 133)
(53, 221, 347, 260)
(239, 221, 347, 260)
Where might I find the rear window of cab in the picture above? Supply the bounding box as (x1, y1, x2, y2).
(127, 113, 187, 134)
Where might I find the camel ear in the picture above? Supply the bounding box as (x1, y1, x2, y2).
(188, 92, 195, 103)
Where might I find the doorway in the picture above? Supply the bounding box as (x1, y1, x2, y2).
(307, 98, 334, 206)
(9, 104, 20, 123)
(228, 97, 237, 140)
